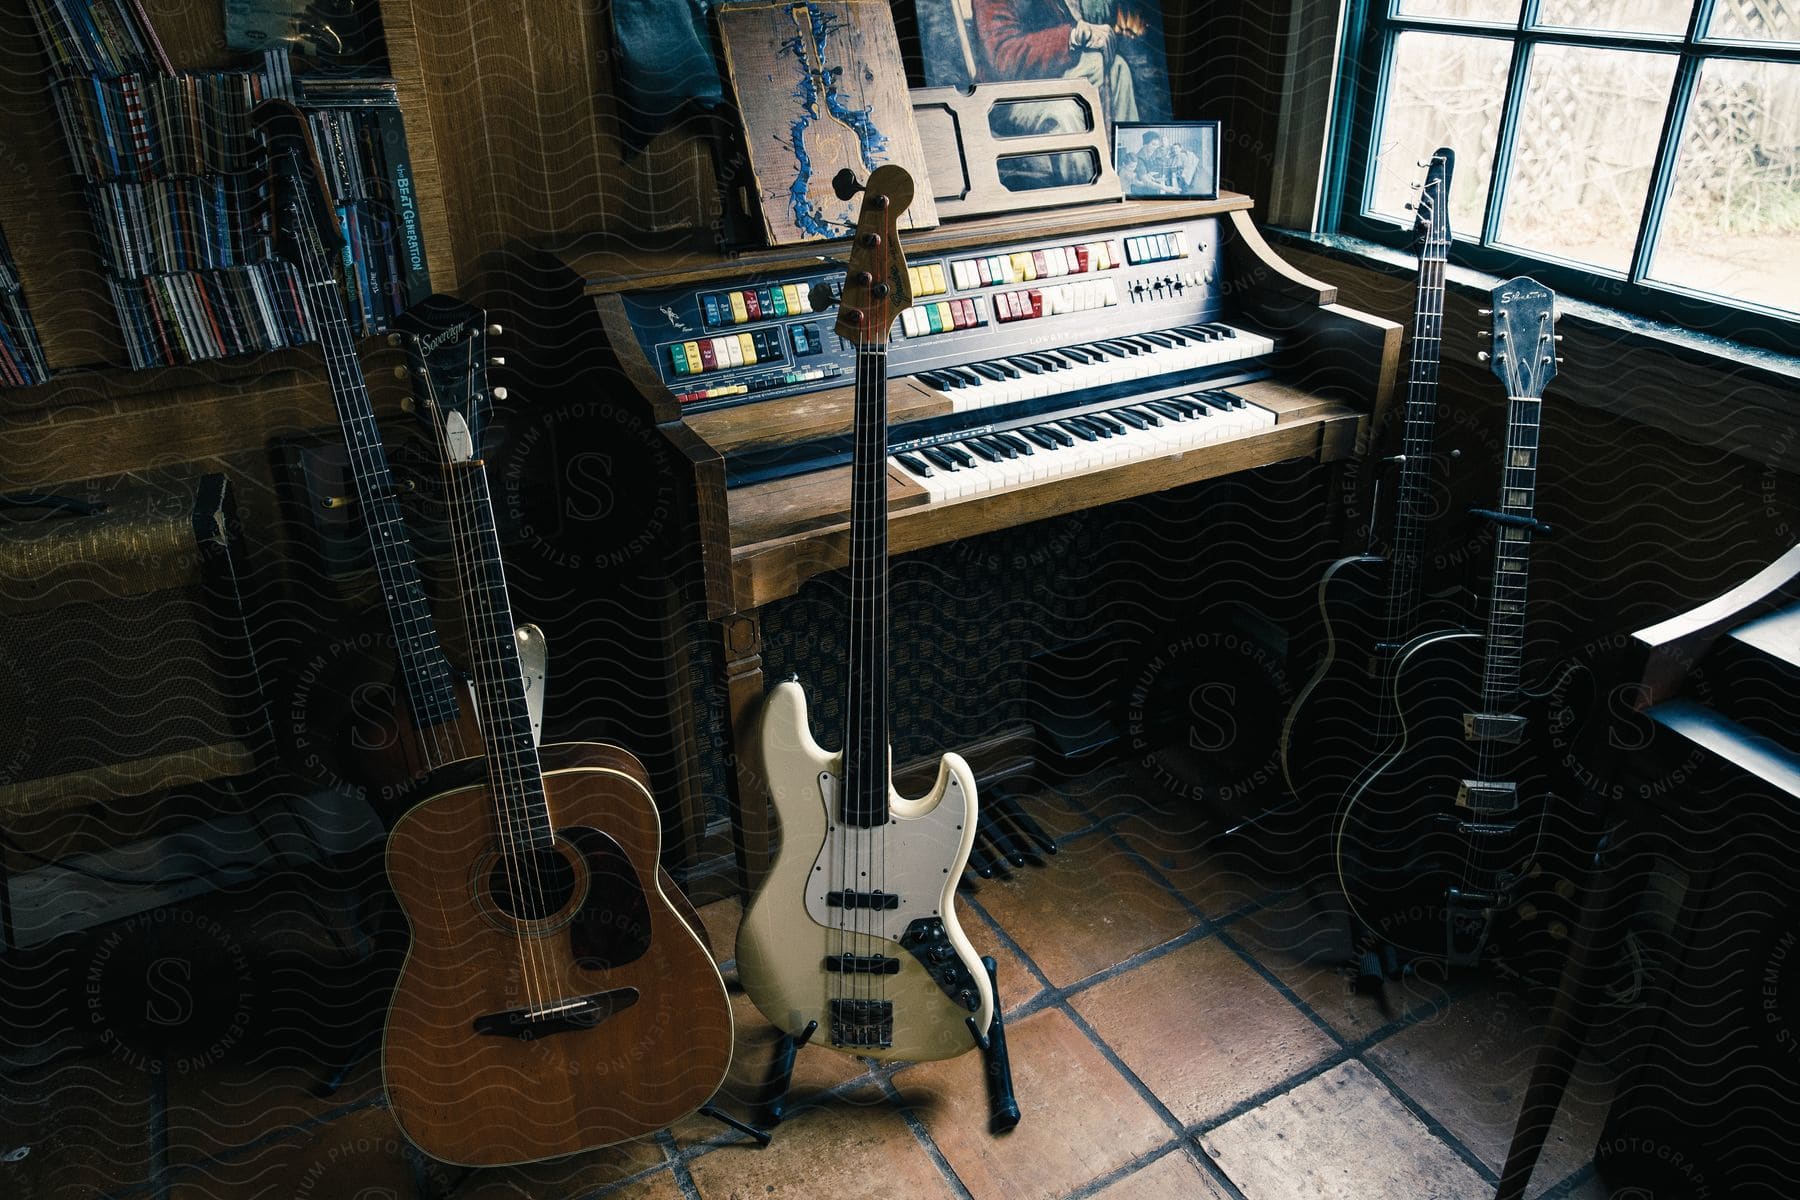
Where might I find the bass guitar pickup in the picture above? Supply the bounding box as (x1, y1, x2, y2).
(826, 889, 901, 910)
(1455, 779, 1519, 813)
(824, 953, 901, 975)
(1463, 712, 1527, 743)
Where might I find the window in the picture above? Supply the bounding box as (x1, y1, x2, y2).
(1330, 0, 1800, 350)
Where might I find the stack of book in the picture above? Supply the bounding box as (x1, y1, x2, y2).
(24, 1, 428, 367)
(0, 226, 50, 388)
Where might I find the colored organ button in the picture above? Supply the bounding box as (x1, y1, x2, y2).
(728, 293, 749, 323)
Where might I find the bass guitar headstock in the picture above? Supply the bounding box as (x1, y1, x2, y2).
(1411, 147, 1455, 255)
(392, 294, 500, 458)
(834, 165, 914, 346)
(1482, 277, 1560, 398)
(252, 100, 343, 279)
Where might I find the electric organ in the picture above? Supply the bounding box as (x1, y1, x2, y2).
(546, 194, 1402, 886)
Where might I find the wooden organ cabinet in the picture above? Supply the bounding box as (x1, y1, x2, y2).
(538, 194, 1401, 892)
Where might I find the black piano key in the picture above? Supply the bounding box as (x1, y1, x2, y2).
(1020, 426, 1059, 450)
(1214, 389, 1248, 408)
(1060, 345, 1096, 364)
(895, 452, 933, 477)
(1125, 404, 1162, 426)
(1145, 400, 1186, 420)
(982, 436, 1017, 459)
(993, 360, 1021, 378)
(1039, 424, 1074, 447)
(946, 366, 981, 386)
(944, 444, 976, 467)
(1140, 332, 1178, 348)
(1194, 392, 1232, 412)
(971, 362, 1007, 382)
(1006, 356, 1044, 374)
(997, 433, 1033, 455)
(1059, 420, 1098, 443)
(921, 446, 959, 470)
(1112, 407, 1148, 430)
(1090, 413, 1126, 435)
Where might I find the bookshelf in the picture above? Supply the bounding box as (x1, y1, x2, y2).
(0, 0, 458, 386)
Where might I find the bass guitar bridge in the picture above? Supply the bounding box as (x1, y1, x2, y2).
(828, 998, 894, 1049)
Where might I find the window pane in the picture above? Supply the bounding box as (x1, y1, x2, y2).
(1368, 32, 1511, 237)
(1496, 45, 1679, 272)
(1650, 59, 1800, 313)
(1395, 0, 1522, 22)
(1535, 0, 1694, 37)
(1707, 0, 1800, 43)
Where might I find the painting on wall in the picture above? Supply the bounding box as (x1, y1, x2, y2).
(914, 0, 1175, 128)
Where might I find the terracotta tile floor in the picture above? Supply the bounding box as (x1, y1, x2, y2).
(0, 763, 1618, 1199)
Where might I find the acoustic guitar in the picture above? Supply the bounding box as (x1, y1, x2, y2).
(380, 310, 733, 1163)
(1280, 149, 1458, 816)
(255, 105, 733, 1162)
(1334, 279, 1577, 967)
(736, 165, 995, 1062)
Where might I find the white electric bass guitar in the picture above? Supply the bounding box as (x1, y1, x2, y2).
(736, 166, 995, 1062)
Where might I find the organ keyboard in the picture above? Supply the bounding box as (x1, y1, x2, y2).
(563, 195, 1398, 616)
(547, 192, 1400, 887)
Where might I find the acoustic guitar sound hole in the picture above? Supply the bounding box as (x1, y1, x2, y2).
(489, 846, 578, 922)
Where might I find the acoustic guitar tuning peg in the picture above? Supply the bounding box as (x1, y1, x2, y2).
(489, 356, 506, 367)
(393, 365, 409, 380)
(486, 323, 503, 337)
(1553, 334, 1564, 343)
(400, 396, 415, 413)
(1477, 351, 1492, 363)
(319, 494, 350, 509)
(1477, 330, 1491, 338)
(386, 332, 404, 348)
(493, 386, 509, 401)
(1417, 158, 1432, 168)
(1477, 307, 1494, 316)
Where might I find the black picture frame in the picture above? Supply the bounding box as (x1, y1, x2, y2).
(1114, 121, 1220, 200)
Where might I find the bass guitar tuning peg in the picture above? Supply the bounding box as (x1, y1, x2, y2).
(486, 323, 503, 337)
(489, 355, 506, 367)
(493, 386, 509, 401)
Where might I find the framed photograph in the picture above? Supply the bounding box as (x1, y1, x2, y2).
(1114, 121, 1219, 199)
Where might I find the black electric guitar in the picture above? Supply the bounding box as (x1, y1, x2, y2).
(1280, 148, 1457, 815)
(1335, 278, 1573, 967)
(382, 298, 732, 1164)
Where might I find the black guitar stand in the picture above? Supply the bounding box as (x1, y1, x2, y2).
(742, 956, 1021, 1143)
(963, 793, 1058, 882)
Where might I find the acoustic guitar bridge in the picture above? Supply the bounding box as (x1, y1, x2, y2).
(471, 987, 639, 1040)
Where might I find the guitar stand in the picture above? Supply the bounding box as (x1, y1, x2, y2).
(743, 959, 1022, 1144)
(963, 796, 1057, 883)
(1469, 507, 1554, 536)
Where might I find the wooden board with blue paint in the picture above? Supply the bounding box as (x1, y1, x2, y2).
(717, 0, 937, 246)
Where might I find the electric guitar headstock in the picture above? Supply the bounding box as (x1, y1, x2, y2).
(1411, 147, 1455, 257)
(252, 100, 343, 282)
(834, 165, 914, 346)
(1484, 277, 1560, 398)
(392, 294, 499, 460)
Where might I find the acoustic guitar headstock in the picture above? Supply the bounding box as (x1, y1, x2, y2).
(1482, 277, 1560, 398)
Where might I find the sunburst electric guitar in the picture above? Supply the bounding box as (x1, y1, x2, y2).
(736, 165, 995, 1062)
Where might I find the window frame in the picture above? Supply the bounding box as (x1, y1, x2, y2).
(1324, 0, 1800, 354)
